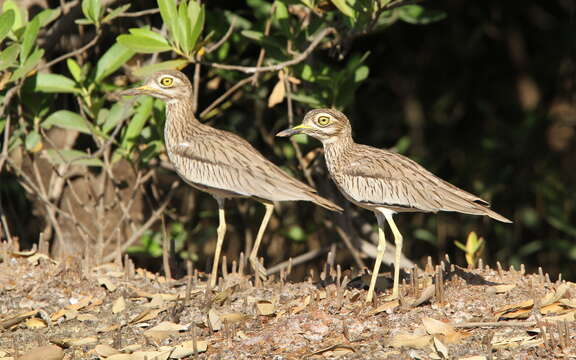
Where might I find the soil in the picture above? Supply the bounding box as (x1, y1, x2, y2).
(1, 243, 575, 360)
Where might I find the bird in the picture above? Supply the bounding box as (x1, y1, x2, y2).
(119, 70, 342, 288)
(277, 108, 511, 302)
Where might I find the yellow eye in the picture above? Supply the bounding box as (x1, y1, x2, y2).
(317, 115, 331, 126)
(160, 77, 173, 87)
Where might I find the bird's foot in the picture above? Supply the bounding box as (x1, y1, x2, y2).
(249, 257, 268, 281)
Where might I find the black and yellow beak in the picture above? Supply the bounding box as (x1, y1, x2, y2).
(276, 124, 313, 137)
(118, 84, 159, 97)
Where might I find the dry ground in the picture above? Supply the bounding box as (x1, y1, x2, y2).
(1, 242, 575, 360)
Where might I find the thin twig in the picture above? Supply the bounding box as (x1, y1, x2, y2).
(116, 8, 160, 18)
(203, 27, 336, 74)
(266, 247, 330, 275)
(0, 83, 24, 118)
(199, 75, 256, 119)
(0, 115, 11, 172)
(252, 4, 276, 86)
(38, 30, 101, 72)
(205, 17, 237, 54)
(451, 321, 538, 328)
(325, 219, 366, 269)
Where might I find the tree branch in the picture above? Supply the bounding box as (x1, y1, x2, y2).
(203, 27, 336, 74)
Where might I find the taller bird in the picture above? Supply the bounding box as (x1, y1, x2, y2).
(277, 108, 511, 302)
(120, 71, 341, 287)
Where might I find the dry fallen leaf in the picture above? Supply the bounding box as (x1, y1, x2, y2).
(541, 283, 569, 306)
(267, 78, 285, 108)
(143, 321, 188, 342)
(162, 339, 209, 358)
(219, 312, 245, 323)
(492, 334, 542, 350)
(51, 308, 78, 322)
(256, 301, 275, 316)
(545, 310, 576, 322)
(19, 345, 63, 360)
(458, 356, 487, 360)
(388, 333, 432, 349)
(112, 296, 126, 314)
(130, 351, 171, 360)
(130, 308, 166, 324)
(371, 300, 400, 315)
(422, 317, 467, 344)
(106, 354, 132, 360)
(486, 284, 516, 294)
(94, 344, 120, 357)
(67, 296, 93, 311)
(77, 313, 98, 322)
(494, 299, 533, 319)
(433, 337, 449, 359)
(208, 309, 222, 331)
(24, 317, 46, 329)
(98, 277, 117, 292)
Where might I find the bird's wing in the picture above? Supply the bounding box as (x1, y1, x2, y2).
(332, 145, 494, 215)
(168, 130, 340, 210)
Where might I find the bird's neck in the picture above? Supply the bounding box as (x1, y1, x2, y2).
(323, 133, 355, 171)
(164, 99, 203, 143)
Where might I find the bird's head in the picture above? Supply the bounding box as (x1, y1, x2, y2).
(276, 108, 352, 143)
(120, 70, 192, 102)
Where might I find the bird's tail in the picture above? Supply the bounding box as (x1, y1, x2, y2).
(479, 206, 512, 223)
(308, 192, 343, 212)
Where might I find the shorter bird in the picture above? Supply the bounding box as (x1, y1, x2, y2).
(277, 109, 511, 302)
(120, 71, 342, 287)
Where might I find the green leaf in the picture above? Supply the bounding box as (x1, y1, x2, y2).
(354, 65, 369, 82)
(66, 58, 82, 82)
(36, 8, 61, 27)
(0, 118, 5, 134)
(241, 30, 263, 41)
(25, 130, 41, 152)
(10, 47, 43, 80)
(42, 110, 91, 134)
(187, 0, 204, 52)
(177, 1, 191, 55)
(2, 0, 26, 31)
(132, 59, 189, 77)
(81, 0, 102, 25)
(102, 102, 133, 134)
(274, 1, 290, 34)
(74, 18, 92, 25)
(45, 149, 103, 167)
(120, 97, 154, 152)
(158, 0, 178, 40)
(117, 33, 172, 53)
(286, 225, 305, 242)
(20, 16, 39, 63)
(330, 0, 356, 19)
(0, 43, 20, 72)
(0, 10, 15, 43)
(81, 0, 93, 22)
(398, 5, 447, 25)
(102, 4, 130, 23)
(34, 73, 81, 93)
(95, 43, 135, 83)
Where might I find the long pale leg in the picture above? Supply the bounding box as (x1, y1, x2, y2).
(210, 197, 226, 288)
(384, 211, 403, 299)
(249, 202, 274, 280)
(366, 211, 387, 302)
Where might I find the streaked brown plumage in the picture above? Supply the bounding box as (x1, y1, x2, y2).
(120, 71, 341, 287)
(277, 108, 511, 302)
